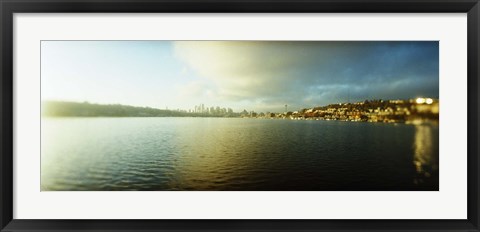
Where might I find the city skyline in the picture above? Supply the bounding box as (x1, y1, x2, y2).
(42, 96, 439, 119)
(41, 41, 439, 112)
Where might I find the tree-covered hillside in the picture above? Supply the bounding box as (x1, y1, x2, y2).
(42, 101, 192, 117)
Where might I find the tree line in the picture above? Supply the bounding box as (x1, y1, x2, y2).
(42, 101, 239, 117)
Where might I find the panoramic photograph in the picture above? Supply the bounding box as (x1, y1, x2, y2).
(41, 41, 439, 191)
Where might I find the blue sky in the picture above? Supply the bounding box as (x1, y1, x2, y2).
(41, 41, 438, 113)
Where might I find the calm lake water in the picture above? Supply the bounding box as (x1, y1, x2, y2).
(41, 117, 439, 191)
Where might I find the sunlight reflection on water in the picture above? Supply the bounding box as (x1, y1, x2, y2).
(413, 124, 439, 186)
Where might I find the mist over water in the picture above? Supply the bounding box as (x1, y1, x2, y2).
(41, 117, 438, 191)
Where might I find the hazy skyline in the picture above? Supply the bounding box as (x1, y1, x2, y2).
(41, 41, 439, 112)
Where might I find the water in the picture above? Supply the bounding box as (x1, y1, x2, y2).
(41, 117, 439, 191)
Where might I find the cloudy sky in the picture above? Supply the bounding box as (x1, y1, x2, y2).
(42, 41, 438, 113)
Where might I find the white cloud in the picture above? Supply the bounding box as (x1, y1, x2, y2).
(173, 41, 303, 101)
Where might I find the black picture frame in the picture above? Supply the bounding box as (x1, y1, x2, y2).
(1, 0, 479, 231)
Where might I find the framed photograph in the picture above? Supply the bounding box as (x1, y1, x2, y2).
(1, 0, 479, 231)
